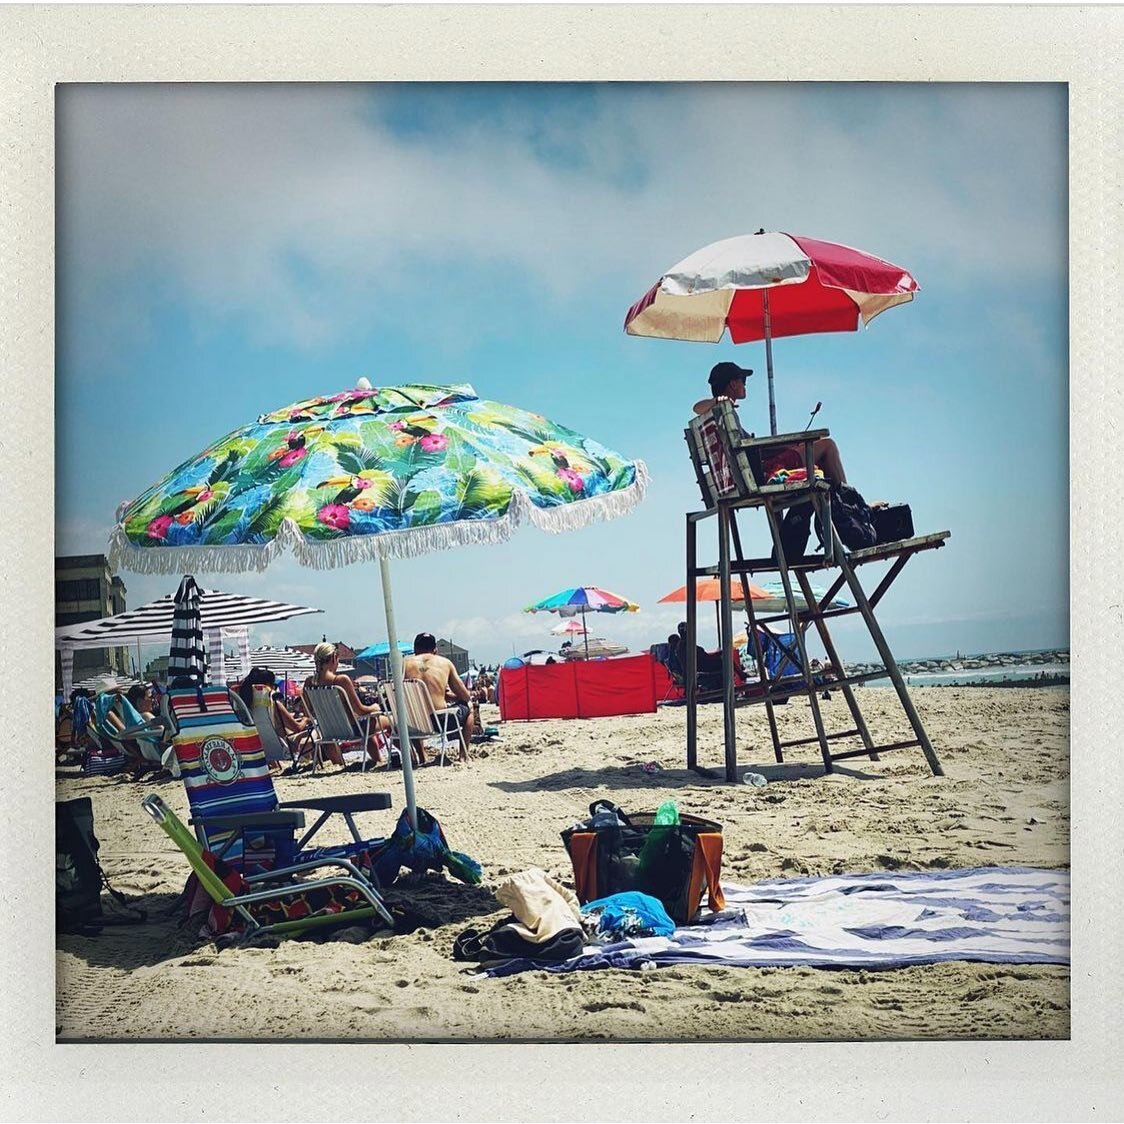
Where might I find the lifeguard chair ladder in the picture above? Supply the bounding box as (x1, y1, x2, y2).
(683, 400, 949, 782)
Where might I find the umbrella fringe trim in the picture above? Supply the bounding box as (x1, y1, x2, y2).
(106, 463, 649, 575)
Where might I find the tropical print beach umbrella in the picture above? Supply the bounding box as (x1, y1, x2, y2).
(109, 380, 648, 826)
(111, 383, 644, 568)
(624, 230, 917, 434)
(524, 585, 638, 659)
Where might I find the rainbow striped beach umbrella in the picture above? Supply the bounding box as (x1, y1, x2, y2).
(524, 585, 638, 659)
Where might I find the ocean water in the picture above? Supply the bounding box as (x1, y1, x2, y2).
(901, 663, 1070, 687)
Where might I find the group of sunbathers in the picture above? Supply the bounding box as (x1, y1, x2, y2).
(59, 630, 479, 778)
(238, 634, 475, 772)
(60, 676, 173, 779)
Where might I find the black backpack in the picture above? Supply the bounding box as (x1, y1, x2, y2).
(56, 797, 146, 934)
(823, 483, 877, 551)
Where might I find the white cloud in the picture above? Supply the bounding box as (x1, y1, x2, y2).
(58, 83, 1066, 359)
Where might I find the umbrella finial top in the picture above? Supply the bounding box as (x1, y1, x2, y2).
(356, 377, 372, 390)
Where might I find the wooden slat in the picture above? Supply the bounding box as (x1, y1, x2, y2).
(731, 427, 830, 450)
(828, 739, 921, 763)
(779, 728, 861, 749)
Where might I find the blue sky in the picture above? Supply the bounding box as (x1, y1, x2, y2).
(55, 82, 1068, 667)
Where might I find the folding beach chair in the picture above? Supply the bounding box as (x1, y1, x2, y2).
(81, 726, 128, 777)
(382, 679, 466, 767)
(303, 683, 387, 772)
(249, 685, 315, 773)
(91, 693, 168, 776)
(162, 684, 392, 876)
(142, 793, 395, 941)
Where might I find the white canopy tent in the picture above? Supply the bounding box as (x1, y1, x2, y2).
(56, 588, 323, 694)
(245, 646, 353, 676)
(71, 674, 141, 693)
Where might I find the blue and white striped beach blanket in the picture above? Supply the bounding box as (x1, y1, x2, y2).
(481, 866, 1069, 978)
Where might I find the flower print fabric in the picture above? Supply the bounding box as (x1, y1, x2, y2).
(117, 384, 641, 554)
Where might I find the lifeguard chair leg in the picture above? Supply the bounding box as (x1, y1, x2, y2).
(794, 565, 880, 762)
(831, 527, 945, 777)
(764, 504, 835, 773)
(717, 505, 739, 781)
(730, 516, 785, 763)
(685, 514, 700, 771)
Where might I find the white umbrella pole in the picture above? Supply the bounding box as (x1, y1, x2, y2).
(582, 607, 590, 659)
(763, 288, 778, 436)
(379, 555, 417, 829)
(61, 645, 74, 696)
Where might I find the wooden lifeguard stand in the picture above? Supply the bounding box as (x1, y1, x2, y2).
(683, 400, 949, 781)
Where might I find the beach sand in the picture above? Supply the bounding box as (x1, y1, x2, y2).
(55, 686, 1069, 1042)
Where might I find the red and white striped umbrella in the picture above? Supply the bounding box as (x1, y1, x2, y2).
(624, 230, 918, 433)
(551, 618, 589, 635)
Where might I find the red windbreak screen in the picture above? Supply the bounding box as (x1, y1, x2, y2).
(498, 654, 677, 720)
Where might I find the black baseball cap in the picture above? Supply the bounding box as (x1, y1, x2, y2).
(709, 361, 753, 395)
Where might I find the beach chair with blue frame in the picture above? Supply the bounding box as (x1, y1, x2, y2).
(162, 683, 393, 877)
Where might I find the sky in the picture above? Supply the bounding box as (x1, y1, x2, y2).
(55, 82, 1069, 669)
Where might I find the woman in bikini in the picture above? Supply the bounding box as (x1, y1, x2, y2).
(303, 642, 392, 767)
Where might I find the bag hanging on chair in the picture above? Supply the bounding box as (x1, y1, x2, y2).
(561, 800, 724, 925)
(822, 483, 877, 550)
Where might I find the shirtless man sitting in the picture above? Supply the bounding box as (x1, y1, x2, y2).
(402, 632, 475, 763)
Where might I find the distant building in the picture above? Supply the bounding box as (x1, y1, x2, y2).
(55, 553, 129, 686)
(290, 641, 359, 663)
(436, 639, 469, 675)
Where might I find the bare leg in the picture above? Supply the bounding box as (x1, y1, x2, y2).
(459, 708, 475, 761)
(812, 437, 846, 486)
(120, 739, 148, 777)
(812, 437, 886, 505)
(366, 715, 393, 765)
